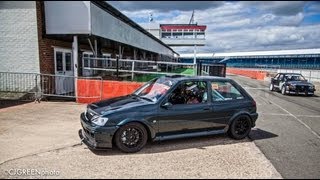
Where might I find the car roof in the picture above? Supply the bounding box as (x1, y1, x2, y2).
(279, 73, 302, 75)
(163, 75, 230, 81)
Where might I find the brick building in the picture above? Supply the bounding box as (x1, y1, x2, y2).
(0, 1, 177, 95)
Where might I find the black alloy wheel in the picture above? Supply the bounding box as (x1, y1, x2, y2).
(228, 115, 252, 140)
(114, 122, 147, 153)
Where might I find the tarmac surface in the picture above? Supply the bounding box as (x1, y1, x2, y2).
(230, 74, 320, 179)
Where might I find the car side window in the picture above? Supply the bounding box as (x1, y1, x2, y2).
(274, 74, 280, 79)
(168, 80, 208, 105)
(279, 74, 284, 81)
(211, 81, 244, 102)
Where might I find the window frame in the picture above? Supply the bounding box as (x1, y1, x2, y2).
(209, 80, 247, 104)
(161, 79, 211, 107)
(53, 47, 72, 73)
(65, 52, 72, 71)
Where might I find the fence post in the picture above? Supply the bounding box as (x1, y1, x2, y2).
(100, 76, 103, 100)
(309, 70, 312, 82)
(35, 74, 38, 102)
(131, 61, 135, 81)
(116, 56, 119, 78)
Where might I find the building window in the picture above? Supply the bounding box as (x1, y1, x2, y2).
(56, 52, 63, 71)
(65, 53, 72, 71)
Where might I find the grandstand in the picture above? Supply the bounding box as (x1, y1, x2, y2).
(179, 48, 320, 70)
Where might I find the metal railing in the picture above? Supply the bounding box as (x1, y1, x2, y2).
(0, 72, 103, 101)
(82, 57, 195, 80)
(0, 72, 38, 93)
(228, 64, 320, 70)
(36, 74, 103, 99)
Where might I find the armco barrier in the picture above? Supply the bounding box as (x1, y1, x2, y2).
(77, 79, 143, 104)
(226, 68, 267, 80)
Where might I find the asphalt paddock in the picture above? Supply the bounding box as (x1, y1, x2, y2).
(230, 74, 320, 179)
(1, 74, 319, 178)
(0, 99, 281, 178)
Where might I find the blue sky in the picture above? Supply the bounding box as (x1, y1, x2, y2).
(108, 1, 320, 53)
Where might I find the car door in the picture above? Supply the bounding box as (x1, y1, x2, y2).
(157, 80, 212, 135)
(208, 80, 250, 128)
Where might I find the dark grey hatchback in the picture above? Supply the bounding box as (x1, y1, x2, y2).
(79, 75, 258, 153)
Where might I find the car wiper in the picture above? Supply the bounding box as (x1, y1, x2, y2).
(138, 96, 154, 102)
(131, 94, 154, 102)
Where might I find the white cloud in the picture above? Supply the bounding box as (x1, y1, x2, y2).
(171, 24, 320, 53)
(107, 1, 224, 12)
(240, 1, 307, 16)
(110, 1, 320, 53)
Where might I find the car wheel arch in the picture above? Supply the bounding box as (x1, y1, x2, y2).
(116, 119, 155, 141)
(227, 111, 253, 131)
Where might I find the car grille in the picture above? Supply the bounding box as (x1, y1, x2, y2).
(82, 124, 94, 138)
(296, 85, 309, 91)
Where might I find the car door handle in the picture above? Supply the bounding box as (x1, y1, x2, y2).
(203, 107, 210, 111)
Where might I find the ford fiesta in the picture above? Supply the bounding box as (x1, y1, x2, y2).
(79, 75, 258, 153)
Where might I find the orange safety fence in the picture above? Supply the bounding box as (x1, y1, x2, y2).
(77, 79, 143, 104)
(226, 68, 267, 80)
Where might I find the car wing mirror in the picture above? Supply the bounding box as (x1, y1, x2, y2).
(161, 102, 173, 109)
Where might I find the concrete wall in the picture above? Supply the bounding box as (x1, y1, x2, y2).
(226, 68, 267, 81)
(0, 1, 40, 73)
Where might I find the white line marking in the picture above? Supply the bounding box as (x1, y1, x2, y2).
(259, 96, 320, 139)
(243, 87, 269, 90)
(259, 113, 291, 116)
(296, 115, 320, 118)
(259, 113, 320, 118)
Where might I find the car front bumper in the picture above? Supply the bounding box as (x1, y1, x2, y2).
(79, 113, 119, 150)
(286, 89, 315, 95)
(286, 85, 315, 95)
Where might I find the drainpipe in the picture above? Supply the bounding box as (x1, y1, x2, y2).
(72, 35, 78, 98)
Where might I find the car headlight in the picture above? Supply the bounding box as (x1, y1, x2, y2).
(91, 115, 109, 126)
(289, 84, 296, 89)
(310, 85, 314, 90)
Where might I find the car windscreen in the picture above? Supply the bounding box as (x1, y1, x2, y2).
(285, 74, 306, 81)
(133, 77, 176, 102)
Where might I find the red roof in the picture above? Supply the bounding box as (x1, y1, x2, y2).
(160, 25, 207, 31)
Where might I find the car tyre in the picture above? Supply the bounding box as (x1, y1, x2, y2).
(269, 84, 274, 91)
(281, 85, 287, 95)
(114, 122, 148, 153)
(228, 115, 252, 140)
